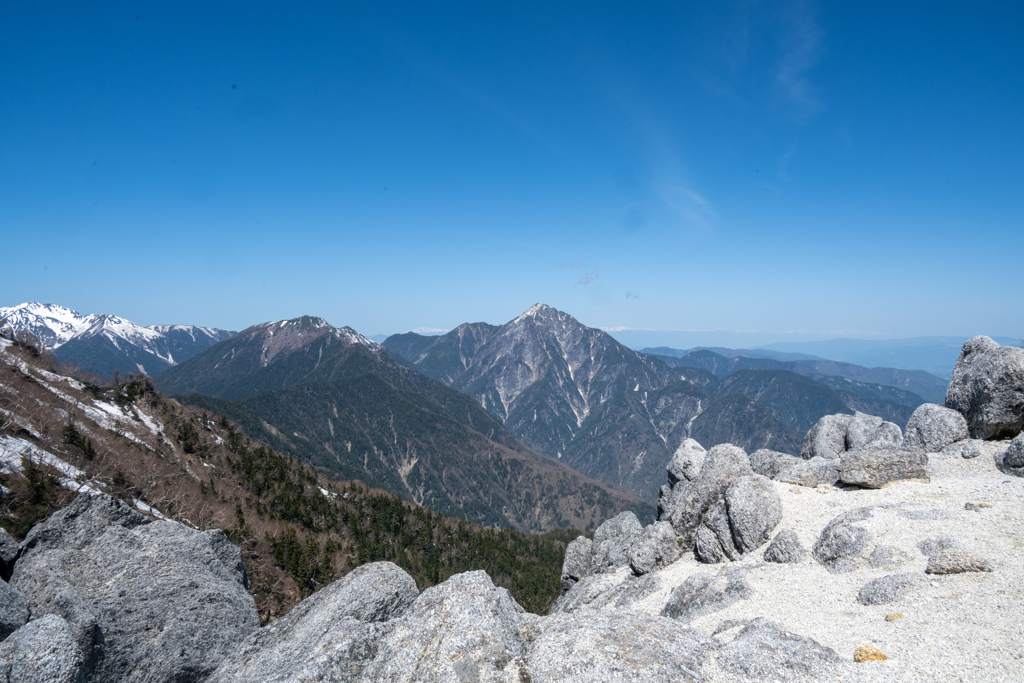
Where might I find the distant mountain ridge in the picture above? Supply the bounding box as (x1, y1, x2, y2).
(645, 347, 948, 404)
(0, 302, 234, 379)
(156, 315, 649, 532)
(385, 305, 933, 500)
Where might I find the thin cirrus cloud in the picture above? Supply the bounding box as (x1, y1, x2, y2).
(577, 273, 599, 286)
(773, 0, 824, 119)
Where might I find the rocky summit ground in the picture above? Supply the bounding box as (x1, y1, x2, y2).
(554, 438, 1024, 681)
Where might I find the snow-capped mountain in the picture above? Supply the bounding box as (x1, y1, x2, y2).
(0, 302, 235, 379)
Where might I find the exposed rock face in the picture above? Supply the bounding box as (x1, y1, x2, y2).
(773, 460, 819, 487)
(525, 610, 714, 683)
(839, 446, 929, 488)
(628, 521, 682, 576)
(0, 614, 86, 683)
(0, 529, 17, 582)
(661, 568, 751, 622)
(763, 530, 805, 564)
(945, 336, 1024, 439)
(667, 438, 706, 485)
(801, 413, 853, 460)
(0, 581, 29, 641)
(211, 562, 419, 682)
(856, 573, 922, 605)
(10, 493, 259, 682)
(802, 412, 903, 462)
(805, 456, 840, 486)
(591, 511, 643, 573)
(725, 475, 783, 553)
(926, 549, 993, 574)
(996, 432, 1024, 477)
(812, 508, 873, 573)
(359, 571, 530, 682)
(904, 403, 970, 452)
(716, 618, 843, 681)
(749, 449, 800, 479)
(560, 536, 594, 592)
(660, 443, 753, 545)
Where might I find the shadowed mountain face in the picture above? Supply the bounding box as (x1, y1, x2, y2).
(386, 305, 929, 500)
(157, 316, 650, 532)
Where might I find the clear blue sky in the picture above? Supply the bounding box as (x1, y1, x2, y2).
(2, 2, 1022, 342)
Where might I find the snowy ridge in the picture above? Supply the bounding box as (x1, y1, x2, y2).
(0, 302, 235, 378)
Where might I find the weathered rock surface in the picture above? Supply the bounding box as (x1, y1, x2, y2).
(845, 412, 899, 450)
(359, 570, 530, 682)
(211, 562, 418, 682)
(560, 536, 593, 592)
(661, 443, 753, 546)
(525, 610, 713, 683)
(945, 336, 1024, 439)
(694, 501, 738, 563)
(0, 614, 86, 683)
(773, 459, 819, 487)
(857, 573, 922, 605)
(801, 413, 853, 460)
(10, 493, 259, 682)
(904, 403, 970, 453)
(805, 456, 840, 486)
(996, 432, 1024, 477)
(763, 530, 805, 564)
(926, 549, 993, 574)
(667, 438, 706, 485)
(0, 581, 29, 642)
(591, 511, 643, 573)
(749, 449, 800, 479)
(628, 521, 682, 576)
(725, 475, 782, 553)
(0, 529, 18, 582)
(715, 618, 843, 681)
(662, 567, 751, 622)
(812, 508, 873, 573)
(839, 446, 929, 488)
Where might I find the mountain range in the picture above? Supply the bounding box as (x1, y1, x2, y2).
(384, 305, 936, 499)
(0, 302, 233, 379)
(155, 315, 649, 532)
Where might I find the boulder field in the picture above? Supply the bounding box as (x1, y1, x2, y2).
(1, 335, 1023, 682)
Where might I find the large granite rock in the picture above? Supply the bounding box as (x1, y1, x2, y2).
(749, 449, 800, 479)
(662, 567, 751, 622)
(904, 403, 970, 453)
(857, 573, 922, 605)
(812, 508, 874, 573)
(661, 443, 753, 546)
(839, 446, 929, 488)
(359, 570, 530, 682)
(560, 536, 594, 592)
(926, 549, 993, 574)
(0, 529, 18, 582)
(10, 493, 259, 682)
(628, 522, 682, 576)
(525, 610, 714, 682)
(945, 336, 1024, 439)
(801, 414, 853, 460)
(763, 530, 805, 564)
(211, 562, 418, 682)
(0, 614, 86, 683)
(725, 475, 782, 553)
(802, 412, 903, 462)
(715, 618, 844, 681)
(667, 438, 707, 485)
(996, 432, 1024, 477)
(591, 511, 643, 573)
(0, 581, 29, 641)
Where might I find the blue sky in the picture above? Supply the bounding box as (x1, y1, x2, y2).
(2, 2, 1022, 343)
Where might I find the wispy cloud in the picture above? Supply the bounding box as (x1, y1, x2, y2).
(625, 291, 640, 300)
(774, 0, 824, 120)
(577, 273, 599, 286)
(560, 261, 583, 269)
(409, 327, 449, 335)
